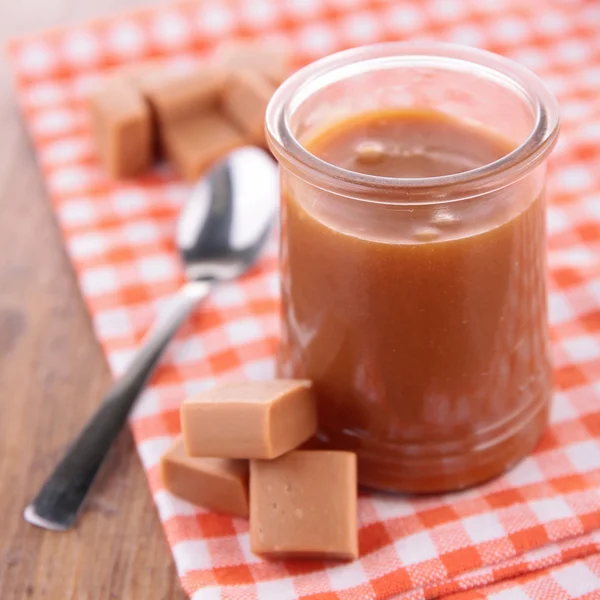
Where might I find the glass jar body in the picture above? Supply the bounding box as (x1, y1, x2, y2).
(278, 167, 550, 492)
(268, 43, 559, 493)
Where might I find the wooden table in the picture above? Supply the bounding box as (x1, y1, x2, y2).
(0, 1, 186, 598)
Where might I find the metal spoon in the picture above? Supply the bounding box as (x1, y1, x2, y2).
(24, 147, 279, 531)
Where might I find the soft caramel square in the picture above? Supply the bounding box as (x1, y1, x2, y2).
(136, 67, 226, 125)
(250, 450, 358, 560)
(181, 380, 317, 459)
(161, 110, 245, 181)
(161, 436, 249, 518)
(88, 77, 152, 178)
(221, 70, 275, 146)
(215, 40, 292, 85)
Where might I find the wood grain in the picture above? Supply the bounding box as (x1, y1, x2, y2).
(0, 1, 186, 598)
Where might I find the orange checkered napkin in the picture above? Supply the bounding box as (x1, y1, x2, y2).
(6, 0, 600, 598)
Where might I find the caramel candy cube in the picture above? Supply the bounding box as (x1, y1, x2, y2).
(221, 70, 275, 146)
(181, 380, 317, 459)
(215, 41, 292, 85)
(89, 77, 152, 178)
(161, 436, 249, 518)
(135, 67, 225, 125)
(162, 110, 245, 181)
(250, 451, 358, 560)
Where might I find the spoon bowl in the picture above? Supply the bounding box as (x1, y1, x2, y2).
(178, 147, 278, 282)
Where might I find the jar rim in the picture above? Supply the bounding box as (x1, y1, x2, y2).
(265, 42, 560, 205)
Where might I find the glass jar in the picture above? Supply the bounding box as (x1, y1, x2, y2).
(265, 43, 559, 493)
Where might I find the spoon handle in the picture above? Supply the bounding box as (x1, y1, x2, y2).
(24, 280, 212, 531)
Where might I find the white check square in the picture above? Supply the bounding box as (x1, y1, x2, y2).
(553, 561, 600, 596)
(529, 497, 574, 523)
(565, 440, 600, 472)
(462, 513, 506, 544)
(394, 531, 437, 566)
(328, 560, 368, 590)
